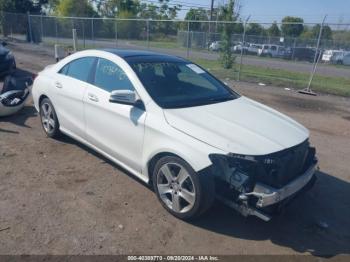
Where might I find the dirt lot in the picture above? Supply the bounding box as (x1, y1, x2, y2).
(0, 42, 350, 256)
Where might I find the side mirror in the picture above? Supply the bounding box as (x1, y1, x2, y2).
(109, 89, 137, 105)
(1, 41, 7, 46)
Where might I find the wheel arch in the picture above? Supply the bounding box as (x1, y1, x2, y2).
(39, 94, 49, 106)
(147, 151, 185, 187)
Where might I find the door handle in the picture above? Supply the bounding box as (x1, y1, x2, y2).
(55, 81, 62, 89)
(87, 93, 99, 102)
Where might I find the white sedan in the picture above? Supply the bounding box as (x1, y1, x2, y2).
(32, 49, 318, 221)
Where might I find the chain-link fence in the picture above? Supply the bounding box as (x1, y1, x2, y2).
(1, 11, 350, 96)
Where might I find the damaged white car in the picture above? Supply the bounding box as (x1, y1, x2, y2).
(32, 49, 318, 221)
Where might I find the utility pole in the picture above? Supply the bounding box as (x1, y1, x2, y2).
(299, 15, 327, 96)
(237, 15, 251, 81)
(210, 0, 215, 22)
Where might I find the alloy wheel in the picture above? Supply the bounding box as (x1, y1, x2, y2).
(41, 102, 55, 134)
(156, 162, 196, 213)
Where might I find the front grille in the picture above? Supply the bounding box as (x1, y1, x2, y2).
(255, 140, 315, 189)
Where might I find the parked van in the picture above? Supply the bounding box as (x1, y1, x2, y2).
(322, 50, 343, 63)
(258, 44, 286, 58)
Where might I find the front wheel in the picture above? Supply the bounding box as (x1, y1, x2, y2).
(152, 156, 215, 220)
(40, 98, 60, 138)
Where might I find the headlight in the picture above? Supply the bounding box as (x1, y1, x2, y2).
(209, 153, 257, 192)
(5, 51, 14, 60)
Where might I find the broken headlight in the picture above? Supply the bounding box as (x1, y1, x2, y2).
(209, 153, 259, 194)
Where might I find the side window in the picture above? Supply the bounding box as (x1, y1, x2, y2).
(94, 58, 134, 92)
(65, 57, 95, 82)
(59, 64, 69, 75)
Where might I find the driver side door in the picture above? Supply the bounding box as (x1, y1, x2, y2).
(84, 57, 146, 174)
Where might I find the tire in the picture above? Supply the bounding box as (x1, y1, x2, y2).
(39, 98, 60, 138)
(152, 156, 215, 220)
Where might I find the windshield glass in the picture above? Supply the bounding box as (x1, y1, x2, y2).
(130, 61, 239, 108)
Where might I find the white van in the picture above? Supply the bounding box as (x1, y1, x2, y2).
(258, 44, 286, 58)
(322, 50, 343, 63)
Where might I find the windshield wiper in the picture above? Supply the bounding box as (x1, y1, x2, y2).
(207, 96, 234, 103)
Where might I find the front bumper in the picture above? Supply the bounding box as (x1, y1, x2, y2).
(245, 162, 317, 208)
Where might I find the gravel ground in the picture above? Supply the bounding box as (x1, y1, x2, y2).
(0, 42, 349, 256)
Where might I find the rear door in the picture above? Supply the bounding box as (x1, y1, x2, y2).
(54, 57, 95, 139)
(84, 57, 146, 173)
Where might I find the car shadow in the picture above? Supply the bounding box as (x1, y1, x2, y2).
(191, 170, 350, 257)
(0, 105, 37, 129)
(55, 134, 152, 189)
(50, 134, 350, 257)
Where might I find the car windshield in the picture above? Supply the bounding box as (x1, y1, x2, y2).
(129, 61, 239, 109)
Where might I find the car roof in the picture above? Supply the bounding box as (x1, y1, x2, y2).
(101, 48, 188, 63)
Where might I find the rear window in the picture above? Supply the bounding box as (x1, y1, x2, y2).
(59, 57, 95, 82)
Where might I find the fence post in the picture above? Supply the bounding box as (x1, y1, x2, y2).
(0, 11, 3, 38)
(186, 21, 190, 58)
(146, 19, 150, 49)
(40, 14, 44, 41)
(292, 38, 297, 60)
(55, 17, 58, 44)
(91, 18, 94, 47)
(238, 15, 250, 81)
(82, 19, 86, 48)
(301, 15, 327, 95)
(27, 12, 33, 43)
(72, 28, 77, 52)
(115, 19, 118, 47)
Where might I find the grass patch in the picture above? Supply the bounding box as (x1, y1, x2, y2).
(193, 58, 350, 97)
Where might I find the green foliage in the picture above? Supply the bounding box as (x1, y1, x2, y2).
(300, 24, 333, 42)
(55, 0, 97, 17)
(246, 23, 266, 36)
(219, 0, 237, 69)
(184, 8, 209, 31)
(0, 0, 47, 13)
(268, 22, 280, 37)
(281, 16, 304, 37)
(311, 24, 333, 40)
(95, 0, 181, 38)
(0, 0, 47, 38)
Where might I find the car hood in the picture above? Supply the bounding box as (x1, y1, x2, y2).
(163, 96, 309, 155)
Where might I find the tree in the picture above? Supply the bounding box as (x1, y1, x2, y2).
(246, 23, 265, 36)
(92, 0, 140, 17)
(281, 16, 304, 37)
(268, 21, 280, 37)
(184, 8, 209, 31)
(219, 0, 237, 69)
(0, 0, 48, 39)
(300, 24, 333, 41)
(0, 0, 47, 14)
(311, 24, 333, 40)
(55, 0, 97, 17)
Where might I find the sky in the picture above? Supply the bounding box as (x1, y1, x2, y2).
(176, 0, 350, 25)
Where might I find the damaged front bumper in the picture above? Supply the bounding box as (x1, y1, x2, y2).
(245, 162, 317, 208)
(208, 140, 318, 221)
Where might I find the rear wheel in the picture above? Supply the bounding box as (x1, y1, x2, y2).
(152, 156, 215, 220)
(40, 98, 60, 138)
